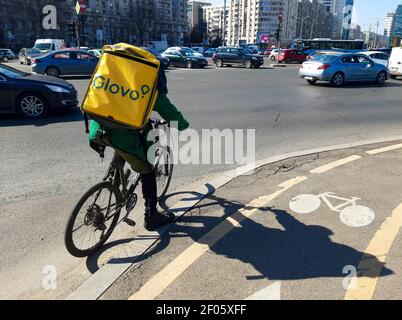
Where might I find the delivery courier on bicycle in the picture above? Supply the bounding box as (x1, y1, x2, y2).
(82, 44, 189, 231)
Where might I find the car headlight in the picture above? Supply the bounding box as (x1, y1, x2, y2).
(251, 57, 258, 60)
(46, 85, 71, 93)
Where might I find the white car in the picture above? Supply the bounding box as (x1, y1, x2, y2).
(166, 47, 203, 57)
(388, 47, 402, 79)
(268, 49, 281, 61)
(358, 51, 389, 67)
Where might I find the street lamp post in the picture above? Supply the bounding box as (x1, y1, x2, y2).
(222, 0, 227, 46)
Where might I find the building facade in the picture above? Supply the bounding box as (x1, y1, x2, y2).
(318, 0, 333, 11)
(187, 1, 211, 29)
(227, 0, 299, 46)
(348, 23, 361, 40)
(392, 4, 402, 38)
(296, 0, 334, 40)
(384, 12, 395, 38)
(0, 0, 188, 51)
(204, 6, 228, 41)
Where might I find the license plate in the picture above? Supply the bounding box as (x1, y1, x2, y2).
(305, 76, 314, 80)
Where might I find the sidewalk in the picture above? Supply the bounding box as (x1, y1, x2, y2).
(92, 140, 402, 299)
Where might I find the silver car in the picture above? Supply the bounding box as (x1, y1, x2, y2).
(299, 53, 389, 86)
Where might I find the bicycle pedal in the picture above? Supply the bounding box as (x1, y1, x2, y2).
(123, 218, 136, 227)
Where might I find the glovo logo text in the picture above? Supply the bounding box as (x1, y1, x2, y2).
(92, 75, 151, 101)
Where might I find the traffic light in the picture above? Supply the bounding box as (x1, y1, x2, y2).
(68, 23, 76, 37)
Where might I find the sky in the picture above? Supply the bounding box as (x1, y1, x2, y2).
(208, 0, 402, 33)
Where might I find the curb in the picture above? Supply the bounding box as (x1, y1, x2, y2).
(66, 135, 402, 300)
(270, 63, 287, 67)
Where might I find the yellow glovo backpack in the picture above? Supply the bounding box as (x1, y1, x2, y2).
(82, 43, 160, 131)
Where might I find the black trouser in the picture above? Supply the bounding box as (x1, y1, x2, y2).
(141, 170, 157, 212)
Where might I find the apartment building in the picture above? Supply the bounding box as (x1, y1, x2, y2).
(227, 0, 298, 46)
(0, 0, 189, 50)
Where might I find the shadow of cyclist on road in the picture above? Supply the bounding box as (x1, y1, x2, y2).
(170, 201, 393, 282)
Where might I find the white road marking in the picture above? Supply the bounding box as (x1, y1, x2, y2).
(289, 194, 322, 214)
(345, 202, 402, 300)
(339, 205, 375, 227)
(310, 155, 361, 174)
(129, 176, 307, 300)
(366, 143, 402, 155)
(245, 281, 281, 300)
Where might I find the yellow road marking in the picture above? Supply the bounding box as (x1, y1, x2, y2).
(129, 176, 307, 300)
(310, 155, 361, 174)
(344, 203, 402, 300)
(366, 143, 402, 155)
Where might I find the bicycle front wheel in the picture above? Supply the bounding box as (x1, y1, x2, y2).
(155, 146, 174, 202)
(65, 181, 122, 257)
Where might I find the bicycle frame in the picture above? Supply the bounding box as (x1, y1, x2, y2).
(91, 119, 170, 222)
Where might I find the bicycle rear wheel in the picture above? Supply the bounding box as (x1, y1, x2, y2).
(155, 146, 174, 202)
(65, 181, 122, 257)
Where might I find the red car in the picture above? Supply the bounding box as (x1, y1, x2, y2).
(277, 49, 307, 64)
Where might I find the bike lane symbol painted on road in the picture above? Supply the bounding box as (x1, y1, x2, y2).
(289, 192, 375, 227)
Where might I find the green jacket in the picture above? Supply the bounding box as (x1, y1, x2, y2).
(89, 94, 189, 162)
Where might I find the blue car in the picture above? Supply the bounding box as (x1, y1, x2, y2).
(299, 53, 389, 87)
(31, 50, 99, 77)
(203, 48, 217, 57)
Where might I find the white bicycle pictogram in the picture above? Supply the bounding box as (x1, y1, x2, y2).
(289, 192, 375, 227)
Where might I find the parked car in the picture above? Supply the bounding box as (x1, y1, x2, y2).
(358, 51, 389, 67)
(203, 48, 217, 57)
(388, 47, 402, 79)
(0, 49, 15, 62)
(18, 47, 43, 65)
(166, 47, 204, 58)
(142, 47, 170, 69)
(161, 49, 207, 68)
(299, 53, 389, 87)
(278, 49, 307, 64)
(31, 50, 99, 77)
(191, 46, 205, 54)
(212, 47, 264, 68)
(370, 47, 392, 55)
(88, 49, 103, 57)
(0, 63, 78, 118)
(263, 48, 272, 56)
(268, 49, 282, 61)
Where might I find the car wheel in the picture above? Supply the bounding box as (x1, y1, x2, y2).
(17, 93, 49, 118)
(270, 55, 276, 61)
(186, 61, 193, 69)
(244, 60, 252, 69)
(20, 60, 24, 65)
(46, 67, 60, 77)
(306, 79, 317, 85)
(390, 75, 397, 80)
(331, 72, 344, 87)
(376, 71, 387, 85)
(3, 57, 8, 62)
(215, 59, 223, 68)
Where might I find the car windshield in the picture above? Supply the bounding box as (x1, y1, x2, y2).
(180, 50, 195, 57)
(35, 43, 52, 50)
(0, 64, 28, 78)
(27, 48, 41, 54)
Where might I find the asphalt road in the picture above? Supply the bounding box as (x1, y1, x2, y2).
(1, 60, 402, 299)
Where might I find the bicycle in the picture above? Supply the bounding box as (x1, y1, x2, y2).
(64, 119, 174, 257)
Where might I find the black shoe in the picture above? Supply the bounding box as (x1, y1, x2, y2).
(144, 210, 174, 231)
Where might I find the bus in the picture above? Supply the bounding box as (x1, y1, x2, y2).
(294, 39, 365, 55)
